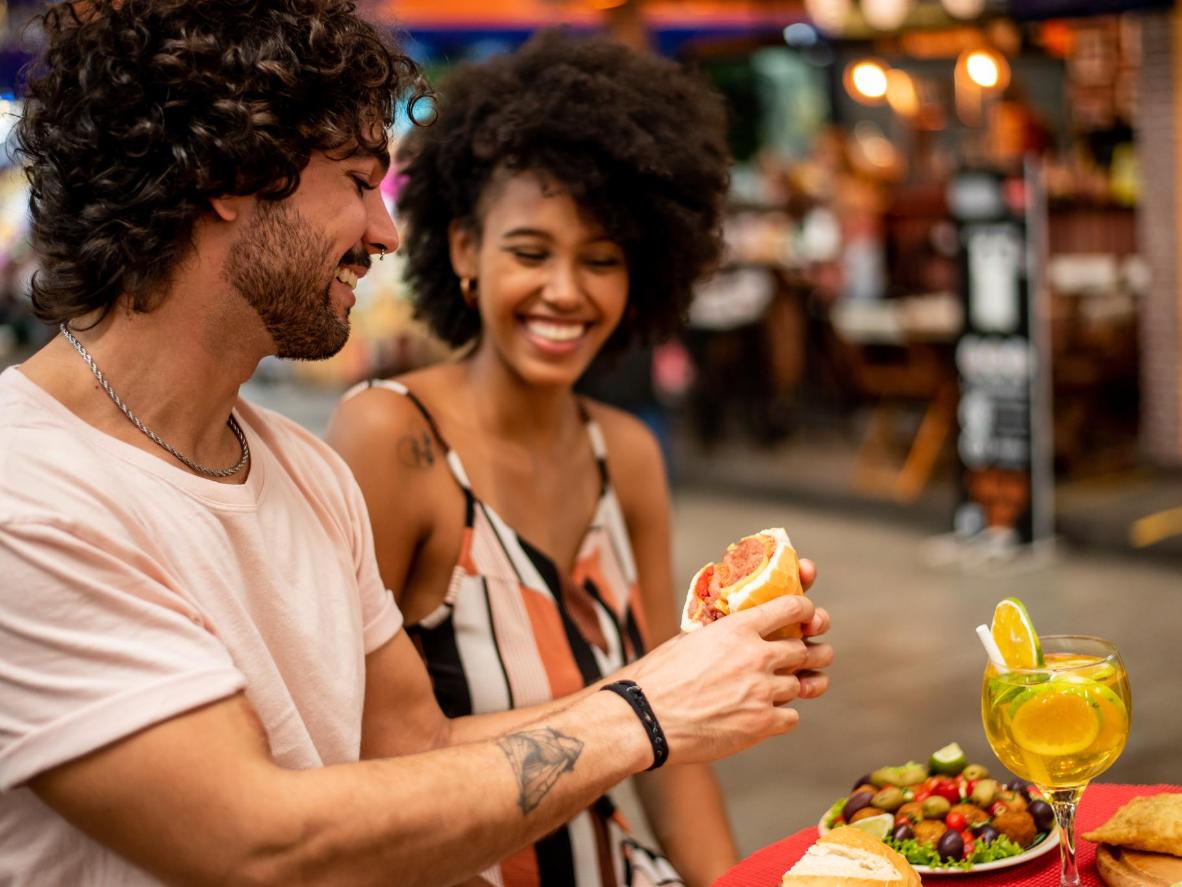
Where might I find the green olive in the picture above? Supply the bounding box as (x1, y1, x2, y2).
(871, 787, 905, 812)
(922, 796, 951, 819)
(971, 778, 1000, 807)
(962, 764, 990, 781)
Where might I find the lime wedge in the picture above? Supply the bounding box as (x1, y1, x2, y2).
(929, 741, 968, 776)
(847, 813, 893, 842)
(991, 598, 1044, 669)
(1010, 681, 1102, 756)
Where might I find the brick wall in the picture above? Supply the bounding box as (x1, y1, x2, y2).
(1136, 10, 1182, 465)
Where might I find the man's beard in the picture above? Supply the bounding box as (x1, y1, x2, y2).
(224, 199, 355, 360)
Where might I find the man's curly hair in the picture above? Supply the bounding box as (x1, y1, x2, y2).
(397, 29, 731, 351)
(16, 0, 426, 324)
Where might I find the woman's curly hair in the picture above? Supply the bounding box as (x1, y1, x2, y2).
(397, 29, 731, 351)
(16, 0, 427, 324)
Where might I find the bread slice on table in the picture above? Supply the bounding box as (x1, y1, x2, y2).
(781, 826, 921, 887)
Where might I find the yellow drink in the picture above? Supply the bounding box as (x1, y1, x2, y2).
(982, 649, 1132, 789)
(979, 619, 1131, 887)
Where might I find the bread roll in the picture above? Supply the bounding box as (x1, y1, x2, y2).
(781, 827, 921, 886)
(681, 527, 803, 640)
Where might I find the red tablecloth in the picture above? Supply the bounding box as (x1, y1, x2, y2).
(714, 783, 1182, 886)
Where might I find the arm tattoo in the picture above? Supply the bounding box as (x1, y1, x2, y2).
(496, 727, 585, 815)
(396, 431, 435, 469)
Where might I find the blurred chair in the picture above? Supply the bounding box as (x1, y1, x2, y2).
(829, 296, 960, 503)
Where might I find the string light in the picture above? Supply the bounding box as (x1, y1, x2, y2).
(962, 48, 1010, 90)
(861, 0, 912, 31)
(886, 69, 920, 117)
(940, 0, 987, 18)
(845, 59, 890, 103)
(805, 0, 851, 35)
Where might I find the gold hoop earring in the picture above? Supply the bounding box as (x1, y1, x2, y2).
(460, 277, 477, 308)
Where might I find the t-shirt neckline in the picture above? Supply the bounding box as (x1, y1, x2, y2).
(4, 366, 267, 509)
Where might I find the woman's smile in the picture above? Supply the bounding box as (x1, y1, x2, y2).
(519, 316, 592, 354)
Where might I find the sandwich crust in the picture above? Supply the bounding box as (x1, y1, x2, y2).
(782, 827, 921, 887)
(681, 527, 803, 638)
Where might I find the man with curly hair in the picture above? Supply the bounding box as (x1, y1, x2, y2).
(0, 2, 833, 885)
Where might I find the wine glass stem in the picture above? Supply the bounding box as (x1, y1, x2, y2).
(1047, 787, 1085, 887)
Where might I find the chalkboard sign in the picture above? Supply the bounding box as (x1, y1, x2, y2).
(948, 165, 1053, 547)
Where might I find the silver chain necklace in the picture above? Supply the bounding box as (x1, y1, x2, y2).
(60, 323, 250, 478)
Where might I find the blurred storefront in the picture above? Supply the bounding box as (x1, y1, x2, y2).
(0, 0, 1179, 552)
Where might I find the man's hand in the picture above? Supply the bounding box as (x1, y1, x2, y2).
(619, 557, 832, 766)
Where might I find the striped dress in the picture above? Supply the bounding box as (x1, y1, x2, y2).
(352, 380, 683, 887)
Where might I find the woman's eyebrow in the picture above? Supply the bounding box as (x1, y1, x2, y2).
(502, 227, 552, 239)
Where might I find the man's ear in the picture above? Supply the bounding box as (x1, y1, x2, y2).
(448, 219, 479, 279)
(209, 194, 253, 223)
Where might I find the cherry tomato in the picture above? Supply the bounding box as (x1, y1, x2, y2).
(945, 811, 968, 832)
(931, 779, 962, 804)
(990, 800, 1009, 818)
(962, 834, 975, 858)
(912, 789, 932, 803)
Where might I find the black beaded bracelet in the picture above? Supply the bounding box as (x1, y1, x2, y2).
(599, 679, 669, 771)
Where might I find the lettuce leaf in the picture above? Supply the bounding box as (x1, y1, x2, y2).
(884, 835, 1025, 870)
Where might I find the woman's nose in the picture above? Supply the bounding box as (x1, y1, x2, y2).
(542, 261, 581, 308)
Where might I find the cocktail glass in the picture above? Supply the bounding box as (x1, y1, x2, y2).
(981, 635, 1131, 887)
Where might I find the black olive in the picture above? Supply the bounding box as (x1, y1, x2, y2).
(1028, 799, 1055, 833)
(1006, 778, 1031, 799)
(937, 829, 965, 861)
(892, 824, 915, 843)
(852, 773, 872, 792)
(843, 790, 875, 821)
(975, 826, 1000, 845)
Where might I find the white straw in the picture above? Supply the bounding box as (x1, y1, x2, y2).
(976, 624, 1008, 672)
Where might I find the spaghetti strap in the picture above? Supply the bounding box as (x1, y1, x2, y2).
(343, 379, 470, 491)
(577, 399, 610, 492)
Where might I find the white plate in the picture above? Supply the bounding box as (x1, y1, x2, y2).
(817, 813, 1060, 876)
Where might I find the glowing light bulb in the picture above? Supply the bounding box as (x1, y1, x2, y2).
(861, 0, 911, 31)
(846, 60, 889, 102)
(886, 69, 919, 116)
(941, 0, 986, 17)
(805, 0, 851, 34)
(966, 50, 1001, 88)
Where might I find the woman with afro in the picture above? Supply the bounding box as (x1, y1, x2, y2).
(328, 29, 736, 885)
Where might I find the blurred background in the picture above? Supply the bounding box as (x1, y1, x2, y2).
(0, 0, 1179, 858)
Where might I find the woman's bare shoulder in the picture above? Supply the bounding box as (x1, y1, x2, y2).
(328, 364, 459, 441)
(581, 399, 665, 495)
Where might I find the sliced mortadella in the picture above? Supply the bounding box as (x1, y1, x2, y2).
(680, 527, 803, 639)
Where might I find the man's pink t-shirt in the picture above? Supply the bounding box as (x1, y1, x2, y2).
(0, 367, 403, 884)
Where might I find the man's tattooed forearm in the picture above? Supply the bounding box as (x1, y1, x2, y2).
(496, 727, 585, 815)
(396, 432, 435, 468)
